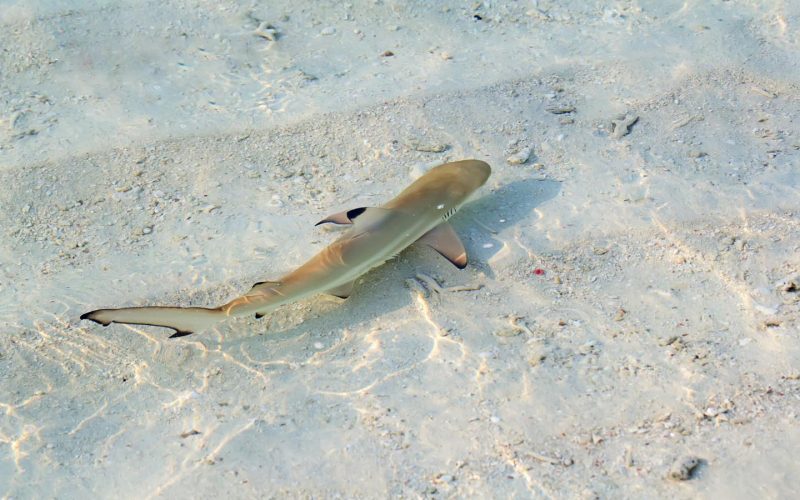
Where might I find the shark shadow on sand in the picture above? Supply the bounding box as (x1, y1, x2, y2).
(223, 177, 562, 347)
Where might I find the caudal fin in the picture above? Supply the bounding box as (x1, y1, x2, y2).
(80, 306, 224, 338)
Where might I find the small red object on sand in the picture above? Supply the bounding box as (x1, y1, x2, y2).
(533, 268, 545, 276)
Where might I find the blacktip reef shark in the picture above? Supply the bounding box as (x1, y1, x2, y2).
(81, 159, 491, 338)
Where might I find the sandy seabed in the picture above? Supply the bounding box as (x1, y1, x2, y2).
(1, 1, 799, 498)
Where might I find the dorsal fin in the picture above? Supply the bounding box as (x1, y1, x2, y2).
(315, 207, 372, 226)
(417, 223, 468, 269)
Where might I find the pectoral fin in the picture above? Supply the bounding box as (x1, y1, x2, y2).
(418, 223, 468, 269)
(325, 280, 355, 299)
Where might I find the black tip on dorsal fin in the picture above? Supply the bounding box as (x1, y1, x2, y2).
(315, 207, 369, 226)
(255, 313, 265, 319)
(346, 207, 367, 219)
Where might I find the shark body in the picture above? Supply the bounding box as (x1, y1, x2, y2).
(81, 159, 491, 337)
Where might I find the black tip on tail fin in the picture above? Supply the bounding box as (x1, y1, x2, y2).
(168, 330, 195, 339)
(80, 310, 111, 326)
(80, 306, 218, 338)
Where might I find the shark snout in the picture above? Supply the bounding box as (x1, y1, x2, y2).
(447, 159, 491, 196)
(463, 159, 492, 188)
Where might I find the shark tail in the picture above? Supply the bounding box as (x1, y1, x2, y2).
(80, 306, 225, 338)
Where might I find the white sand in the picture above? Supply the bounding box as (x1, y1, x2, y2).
(1, 0, 799, 498)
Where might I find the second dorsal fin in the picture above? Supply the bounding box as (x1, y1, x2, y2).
(248, 280, 282, 294)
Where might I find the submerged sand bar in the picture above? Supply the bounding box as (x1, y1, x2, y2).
(1, 1, 799, 497)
